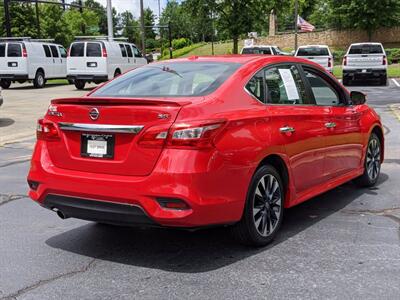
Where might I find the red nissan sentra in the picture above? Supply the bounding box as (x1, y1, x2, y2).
(27, 55, 384, 246)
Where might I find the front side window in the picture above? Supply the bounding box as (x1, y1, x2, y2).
(86, 43, 101, 57)
(264, 65, 308, 104)
(50, 45, 59, 57)
(58, 46, 67, 58)
(70, 43, 84, 57)
(7, 43, 22, 57)
(91, 62, 241, 98)
(132, 46, 142, 57)
(303, 69, 340, 106)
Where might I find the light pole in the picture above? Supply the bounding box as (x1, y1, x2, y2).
(106, 0, 113, 40)
(294, 0, 298, 51)
(140, 0, 146, 54)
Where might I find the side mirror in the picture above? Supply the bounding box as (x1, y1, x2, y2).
(350, 91, 366, 105)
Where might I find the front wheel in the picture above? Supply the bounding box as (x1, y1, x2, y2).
(354, 133, 381, 187)
(231, 165, 284, 246)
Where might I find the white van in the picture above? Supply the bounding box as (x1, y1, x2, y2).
(0, 38, 67, 89)
(67, 37, 148, 89)
(295, 45, 333, 73)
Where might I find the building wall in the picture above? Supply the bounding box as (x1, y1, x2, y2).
(257, 27, 400, 49)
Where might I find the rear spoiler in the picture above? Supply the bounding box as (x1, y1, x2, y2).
(51, 97, 192, 107)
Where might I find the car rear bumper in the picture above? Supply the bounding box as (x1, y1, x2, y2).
(67, 74, 108, 82)
(28, 141, 250, 228)
(343, 69, 386, 79)
(0, 74, 29, 81)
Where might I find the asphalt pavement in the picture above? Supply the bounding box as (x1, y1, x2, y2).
(0, 82, 399, 299)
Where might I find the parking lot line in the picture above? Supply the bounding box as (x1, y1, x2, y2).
(391, 78, 400, 87)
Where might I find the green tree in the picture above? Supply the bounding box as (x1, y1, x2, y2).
(119, 11, 140, 43)
(8, 3, 38, 38)
(144, 7, 156, 39)
(326, 0, 400, 40)
(40, 4, 72, 46)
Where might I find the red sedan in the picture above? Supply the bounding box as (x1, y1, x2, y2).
(27, 55, 384, 246)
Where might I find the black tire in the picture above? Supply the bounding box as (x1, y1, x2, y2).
(114, 69, 121, 78)
(74, 79, 86, 90)
(231, 165, 285, 247)
(68, 79, 74, 85)
(354, 133, 381, 187)
(33, 70, 45, 88)
(0, 79, 11, 89)
(380, 74, 387, 86)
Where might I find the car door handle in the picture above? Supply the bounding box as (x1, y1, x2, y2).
(279, 126, 295, 133)
(325, 122, 336, 128)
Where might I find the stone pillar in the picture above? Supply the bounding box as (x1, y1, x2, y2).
(269, 9, 276, 36)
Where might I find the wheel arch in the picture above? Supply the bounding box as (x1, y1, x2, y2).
(36, 67, 45, 77)
(257, 154, 292, 207)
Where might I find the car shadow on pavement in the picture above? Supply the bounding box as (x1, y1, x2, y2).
(5, 84, 69, 90)
(45, 173, 389, 273)
(0, 118, 15, 128)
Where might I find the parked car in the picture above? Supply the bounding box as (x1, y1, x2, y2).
(295, 45, 333, 73)
(342, 42, 387, 85)
(28, 55, 384, 246)
(0, 37, 67, 89)
(241, 45, 290, 55)
(67, 37, 148, 90)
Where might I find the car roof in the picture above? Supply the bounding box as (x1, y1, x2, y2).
(156, 55, 323, 68)
(298, 45, 329, 48)
(242, 45, 276, 48)
(350, 42, 383, 46)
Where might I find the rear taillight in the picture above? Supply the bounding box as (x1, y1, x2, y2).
(36, 119, 60, 141)
(138, 120, 226, 149)
(102, 47, 108, 57)
(383, 55, 387, 65)
(22, 45, 27, 57)
(328, 57, 332, 68)
(343, 56, 347, 66)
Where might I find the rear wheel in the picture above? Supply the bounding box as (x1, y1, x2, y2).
(354, 133, 381, 187)
(0, 79, 11, 89)
(74, 79, 86, 90)
(33, 70, 45, 88)
(231, 165, 284, 246)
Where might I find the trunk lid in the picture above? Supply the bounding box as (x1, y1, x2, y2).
(45, 97, 188, 176)
(305, 56, 330, 69)
(0, 42, 28, 76)
(346, 54, 385, 68)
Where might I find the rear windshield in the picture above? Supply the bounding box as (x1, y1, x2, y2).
(349, 44, 384, 54)
(91, 62, 241, 97)
(0, 44, 5, 57)
(70, 43, 85, 57)
(297, 47, 329, 56)
(7, 43, 22, 57)
(242, 47, 271, 55)
(86, 42, 102, 57)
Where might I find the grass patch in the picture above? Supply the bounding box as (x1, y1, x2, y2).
(47, 79, 69, 85)
(333, 64, 400, 79)
(160, 43, 206, 60)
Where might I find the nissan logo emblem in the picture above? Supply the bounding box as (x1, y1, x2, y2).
(89, 108, 99, 120)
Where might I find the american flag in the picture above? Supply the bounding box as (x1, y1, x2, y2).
(297, 16, 315, 32)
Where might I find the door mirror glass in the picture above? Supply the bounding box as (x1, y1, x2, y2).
(350, 91, 366, 105)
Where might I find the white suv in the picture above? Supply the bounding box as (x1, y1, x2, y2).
(241, 45, 289, 55)
(295, 45, 333, 73)
(342, 43, 387, 85)
(67, 37, 148, 90)
(0, 38, 67, 89)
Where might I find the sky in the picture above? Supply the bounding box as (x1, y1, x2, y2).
(96, 0, 168, 19)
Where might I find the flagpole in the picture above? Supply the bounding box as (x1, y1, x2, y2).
(294, 0, 298, 51)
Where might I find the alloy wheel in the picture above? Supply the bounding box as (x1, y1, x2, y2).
(253, 174, 282, 237)
(366, 138, 381, 181)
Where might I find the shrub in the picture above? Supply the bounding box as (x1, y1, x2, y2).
(172, 38, 192, 50)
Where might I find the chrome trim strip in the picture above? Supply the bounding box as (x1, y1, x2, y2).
(58, 122, 144, 134)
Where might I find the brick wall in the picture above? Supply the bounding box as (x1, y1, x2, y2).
(257, 27, 400, 49)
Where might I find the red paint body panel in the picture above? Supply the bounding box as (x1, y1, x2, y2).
(27, 55, 384, 227)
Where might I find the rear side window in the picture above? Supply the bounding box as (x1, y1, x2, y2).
(59, 46, 67, 58)
(0, 44, 5, 57)
(242, 47, 272, 55)
(125, 45, 133, 57)
(349, 44, 384, 54)
(70, 43, 85, 57)
(43, 45, 51, 57)
(246, 70, 265, 103)
(297, 47, 329, 56)
(50, 45, 59, 57)
(91, 62, 241, 97)
(119, 44, 127, 57)
(86, 43, 101, 57)
(7, 43, 22, 57)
